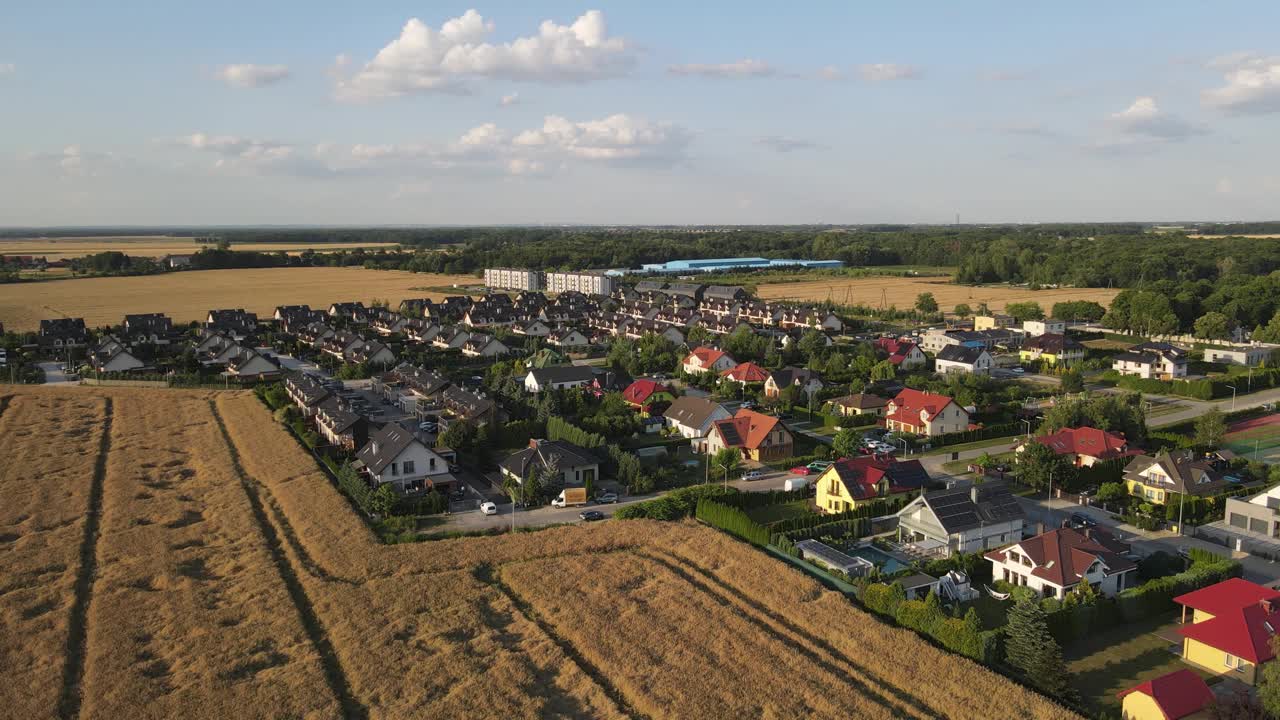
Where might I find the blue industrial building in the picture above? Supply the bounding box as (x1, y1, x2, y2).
(631, 257, 844, 274)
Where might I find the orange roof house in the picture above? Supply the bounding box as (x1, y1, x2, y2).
(720, 361, 770, 384)
(706, 408, 794, 462)
(884, 388, 970, 437)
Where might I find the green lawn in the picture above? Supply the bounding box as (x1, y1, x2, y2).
(1064, 613, 1210, 716)
(745, 499, 815, 526)
(921, 435, 1021, 456)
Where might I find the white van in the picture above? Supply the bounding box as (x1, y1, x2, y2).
(784, 478, 810, 493)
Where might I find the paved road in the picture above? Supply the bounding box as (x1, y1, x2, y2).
(38, 361, 76, 385)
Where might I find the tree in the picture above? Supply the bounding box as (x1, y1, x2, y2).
(1219, 684, 1270, 720)
(1194, 311, 1234, 341)
(1194, 408, 1227, 449)
(915, 292, 939, 314)
(1258, 637, 1280, 718)
(1040, 392, 1148, 444)
(370, 484, 398, 516)
(1015, 440, 1077, 493)
(870, 359, 897, 381)
(1004, 600, 1072, 697)
(832, 428, 861, 459)
(1096, 482, 1127, 505)
(953, 303, 973, 318)
(1005, 301, 1045, 322)
(1060, 369, 1084, 393)
(711, 448, 741, 483)
(976, 302, 991, 316)
(797, 329, 827, 361)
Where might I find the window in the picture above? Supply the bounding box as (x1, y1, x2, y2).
(403, 461, 415, 475)
(390, 462, 399, 476)
(429, 458, 436, 471)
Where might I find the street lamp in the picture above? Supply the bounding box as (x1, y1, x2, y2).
(1046, 466, 1055, 526)
(1226, 384, 1237, 412)
(719, 461, 736, 490)
(1020, 418, 1032, 439)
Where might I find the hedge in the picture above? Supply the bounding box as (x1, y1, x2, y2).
(613, 484, 735, 521)
(1113, 553, 1241, 622)
(925, 423, 1021, 449)
(546, 415, 604, 449)
(696, 498, 771, 545)
(861, 582, 1000, 663)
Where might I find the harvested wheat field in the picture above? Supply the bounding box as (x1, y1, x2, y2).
(757, 275, 1118, 314)
(0, 267, 478, 332)
(0, 236, 399, 260)
(0, 386, 1078, 719)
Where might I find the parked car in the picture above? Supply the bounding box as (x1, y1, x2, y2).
(579, 510, 605, 522)
(1069, 513, 1096, 529)
(743, 470, 765, 481)
(1011, 367, 1025, 375)
(1078, 486, 1098, 498)
(862, 428, 888, 440)
(789, 466, 811, 476)
(741, 400, 756, 409)
(480, 501, 498, 516)
(596, 492, 619, 504)
(806, 460, 833, 473)
(418, 421, 438, 432)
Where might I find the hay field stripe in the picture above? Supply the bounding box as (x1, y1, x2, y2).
(482, 561, 650, 720)
(56, 397, 112, 720)
(207, 400, 367, 720)
(637, 549, 938, 720)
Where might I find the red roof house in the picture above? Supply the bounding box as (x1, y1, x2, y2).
(682, 346, 736, 375)
(984, 527, 1137, 598)
(874, 338, 925, 368)
(621, 379, 675, 414)
(707, 408, 794, 461)
(720, 361, 770, 384)
(1176, 578, 1280, 673)
(1026, 426, 1142, 467)
(884, 388, 970, 437)
(1117, 669, 1214, 720)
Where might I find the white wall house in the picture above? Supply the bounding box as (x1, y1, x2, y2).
(1022, 319, 1066, 337)
(355, 425, 451, 493)
(934, 346, 993, 376)
(985, 528, 1137, 600)
(523, 366, 596, 393)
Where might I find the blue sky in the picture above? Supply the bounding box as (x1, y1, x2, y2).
(2, 2, 1279, 225)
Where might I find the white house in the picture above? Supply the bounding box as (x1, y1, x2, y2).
(883, 389, 970, 437)
(934, 345, 993, 375)
(513, 319, 552, 337)
(662, 396, 732, 451)
(1204, 345, 1273, 367)
(432, 327, 471, 350)
(984, 527, 1137, 599)
(897, 483, 1026, 556)
(1022, 318, 1066, 337)
(523, 365, 596, 393)
(90, 339, 146, 373)
(462, 334, 510, 358)
(1112, 342, 1188, 380)
(349, 341, 397, 367)
(547, 328, 590, 348)
(355, 424, 452, 493)
(224, 349, 282, 382)
(681, 346, 737, 375)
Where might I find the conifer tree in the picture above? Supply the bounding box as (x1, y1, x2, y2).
(1005, 600, 1071, 698)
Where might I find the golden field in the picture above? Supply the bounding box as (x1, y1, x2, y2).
(0, 385, 1077, 719)
(0, 236, 399, 260)
(757, 275, 1119, 313)
(0, 267, 479, 332)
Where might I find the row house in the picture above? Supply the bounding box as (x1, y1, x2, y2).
(462, 305, 518, 328)
(370, 310, 409, 336)
(441, 386, 499, 428)
(205, 309, 257, 337)
(122, 313, 175, 345)
(284, 373, 332, 418)
(432, 327, 471, 350)
(398, 298, 434, 317)
(618, 301, 660, 321)
(328, 302, 368, 323)
(297, 322, 335, 347)
(654, 307, 701, 328)
(274, 305, 324, 329)
(224, 348, 282, 383)
(626, 320, 685, 346)
(738, 301, 782, 326)
(513, 319, 552, 337)
(587, 312, 631, 338)
(703, 285, 749, 302)
(403, 319, 442, 343)
(314, 397, 370, 451)
(776, 308, 843, 332)
(698, 298, 742, 319)
(700, 316, 749, 336)
(461, 334, 509, 358)
(319, 330, 365, 360)
(373, 364, 450, 417)
(540, 303, 590, 324)
(89, 336, 146, 373)
(547, 328, 591, 348)
(348, 340, 396, 367)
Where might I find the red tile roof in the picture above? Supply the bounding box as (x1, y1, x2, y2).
(1034, 426, 1141, 462)
(720, 361, 770, 383)
(874, 338, 919, 365)
(885, 388, 956, 425)
(1176, 578, 1280, 663)
(622, 379, 671, 406)
(984, 527, 1134, 587)
(684, 346, 730, 368)
(1117, 669, 1213, 720)
(713, 409, 785, 450)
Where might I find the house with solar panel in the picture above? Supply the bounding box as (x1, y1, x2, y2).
(895, 483, 1026, 556)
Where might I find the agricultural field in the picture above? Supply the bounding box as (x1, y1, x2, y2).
(0, 236, 399, 260)
(0, 267, 479, 332)
(1223, 412, 1280, 464)
(0, 385, 1077, 719)
(756, 275, 1119, 314)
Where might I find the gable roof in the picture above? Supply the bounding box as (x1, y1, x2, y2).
(768, 366, 820, 388)
(622, 379, 672, 405)
(663, 396, 728, 430)
(712, 409, 785, 450)
(1124, 449, 1226, 495)
(685, 346, 731, 367)
(986, 527, 1134, 587)
(356, 424, 427, 475)
(828, 393, 889, 410)
(824, 456, 930, 501)
(527, 365, 596, 385)
(874, 338, 919, 364)
(720, 361, 770, 383)
(936, 345, 988, 364)
(1117, 669, 1213, 720)
(1175, 577, 1280, 617)
(1178, 588, 1280, 663)
(1034, 426, 1139, 461)
(911, 483, 1024, 534)
(500, 439, 598, 479)
(1023, 333, 1082, 353)
(886, 388, 959, 424)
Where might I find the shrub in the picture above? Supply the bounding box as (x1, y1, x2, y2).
(696, 499, 770, 545)
(614, 484, 735, 521)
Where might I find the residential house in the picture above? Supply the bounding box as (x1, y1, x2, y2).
(1019, 333, 1086, 367)
(703, 285, 749, 302)
(764, 367, 823, 399)
(720, 361, 770, 386)
(328, 302, 368, 323)
(1175, 578, 1280, 685)
(884, 388, 971, 437)
(224, 348, 281, 383)
(1204, 345, 1273, 367)
(201, 337, 246, 367)
(1022, 318, 1067, 337)
(513, 319, 552, 337)
(462, 305, 517, 328)
(524, 365, 596, 393)
(934, 345, 994, 375)
(779, 327, 834, 349)
(682, 346, 737, 375)
(777, 308, 843, 333)
(284, 373, 332, 418)
(816, 456, 930, 513)
(354, 424, 452, 493)
(589, 369, 632, 396)
(547, 328, 590, 348)
(985, 527, 1137, 599)
(370, 311, 409, 336)
(161, 253, 192, 269)
(826, 393, 889, 419)
(663, 396, 733, 451)
(705, 409, 794, 462)
(314, 398, 369, 451)
(973, 314, 1015, 330)
(1113, 342, 1188, 380)
(621, 379, 676, 415)
(1224, 485, 1280, 540)
(403, 319, 441, 343)
(500, 439, 600, 489)
(1016, 426, 1141, 467)
(319, 331, 365, 361)
(89, 338, 146, 373)
(1123, 449, 1228, 504)
(297, 322, 335, 347)
(349, 340, 397, 367)
(398, 298, 435, 317)
(874, 338, 926, 370)
(274, 304, 314, 322)
(896, 483, 1026, 556)
(194, 328, 235, 356)
(1117, 669, 1214, 720)
(440, 386, 499, 428)
(921, 328, 1022, 353)
(39, 318, 88, 348)
(205, 309, 257, 337)
(461, 334, 509, 358)
(431, 327, 470, 350)
(122, 313, 174, 345)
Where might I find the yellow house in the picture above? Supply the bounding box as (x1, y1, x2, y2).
(815, 456, 929, 514)
(1122, 450, 1228, 505)
(1117, 669, 1212, 720)
(1018, 333, 1085, 367)
(1175, 577, 1280, 687)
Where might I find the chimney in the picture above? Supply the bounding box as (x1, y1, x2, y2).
(1082, 527, 1093, 540)
(1263, 599, 1274, 614)
(969, 485, 981, 503)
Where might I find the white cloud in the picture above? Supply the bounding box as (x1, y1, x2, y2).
(1202, 53, 1280, 116)
(858, 63, 919, 82)
(172, 133, 295, 171)
(217, 64, 291, 88)
(755, 135, 821, 153)
(500, 92, 521, 106)
(666, 59, 774, 78)
(512, 114, 689, 163)
(0, 63, 15, 76)
(817, 65, 843, 81)
(335, 10, 633, 101)
(1110, 96, 1204, 139)
(506, 158, 545, 176)
(24, 145, 118, 177)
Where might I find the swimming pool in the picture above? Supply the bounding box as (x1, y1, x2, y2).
(849, 546, 908, 575)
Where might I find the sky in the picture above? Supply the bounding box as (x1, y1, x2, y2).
(2, 2, 1280, 226)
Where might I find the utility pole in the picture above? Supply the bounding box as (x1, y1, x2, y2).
(1177, 491, 1185, 537)
(1226, 385, 1237, 412)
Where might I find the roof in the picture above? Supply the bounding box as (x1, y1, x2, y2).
(1175, 577, 1280, 617)
(985, 527, 1134, 587)
(1178, 586, 1280, 663)
(912, 483, 1024, 534)
(712, 409, 784, 450)
(355, 424, 426, 475)
(1022, 333, 1082, 353)
(1034, 426, 1139, 461)
(622, 379, 672, 405)
(936, 345, 988, 364)
(500, 439, 598, 479)
(1117, 670, 1213, 719)
(685, 346, 731, 367)
(874, 338, 919, 364)
(886, 388, 959, 425)
(527, 365, 596, 385)
(824, 456, 930, 500)
(1124, 449, 1226, 495)
(828, 393, 889, 410)
(721, 361, 770, 383)
(769, 366, 819, 388)
(896, 573, 940, 591)
(663, 396, 729, 430)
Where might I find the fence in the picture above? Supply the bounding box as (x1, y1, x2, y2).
(79, 378, 169, 388)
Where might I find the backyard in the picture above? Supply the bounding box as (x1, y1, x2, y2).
(1063, 614, 1211, 716)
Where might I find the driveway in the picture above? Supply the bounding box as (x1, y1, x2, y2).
(38, 361, 76, 385)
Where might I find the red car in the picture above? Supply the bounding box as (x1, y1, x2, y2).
(789, 466, 811, 476)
